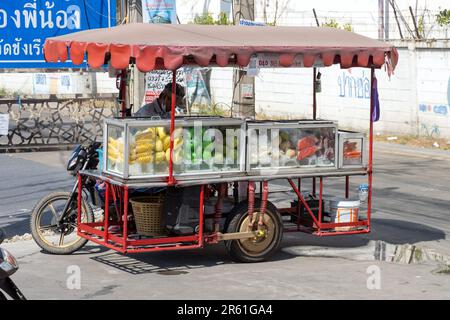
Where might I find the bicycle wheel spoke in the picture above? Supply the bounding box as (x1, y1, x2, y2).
(39, 224, 57, 231)
(48, 204, 58, 217)
(58, 232, 65, 246)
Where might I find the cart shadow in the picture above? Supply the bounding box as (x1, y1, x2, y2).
(89, 244, 294, 275)
(90, 245, 227, 275)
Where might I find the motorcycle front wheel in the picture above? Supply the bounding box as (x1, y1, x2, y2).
(30, 191, 94, 255)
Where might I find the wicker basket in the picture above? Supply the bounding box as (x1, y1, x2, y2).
(130, 195, 166, 236)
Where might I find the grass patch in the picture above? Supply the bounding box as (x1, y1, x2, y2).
(375, 134, 450, 151)
(436, 265, 450, 275)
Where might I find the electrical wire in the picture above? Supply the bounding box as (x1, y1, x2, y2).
(82, 0, 91, 29)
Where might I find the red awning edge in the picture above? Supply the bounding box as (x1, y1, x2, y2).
(43, 23, 399, 72)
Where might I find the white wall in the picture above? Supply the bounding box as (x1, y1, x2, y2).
(0, 72, 117, 96)
(207, 43, 450, 138)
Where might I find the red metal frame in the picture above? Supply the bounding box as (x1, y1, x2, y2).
(77, 175, 206, 253)
(75, 63, 376, 253)
(168, 70, 177, 185)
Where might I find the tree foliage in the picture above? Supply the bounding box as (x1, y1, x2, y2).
(436, 9, 450, 27)
(321, 18, 353, 32)
(193, 12, 231, 25)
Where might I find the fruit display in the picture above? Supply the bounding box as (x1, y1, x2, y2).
(344, 142, 361, 159)
(247, 122, 337, 172)
(182, 127, 239, 171)
(297, 128, 336, 166)
(278, 129, 297, 165)
(128, 126, 184, 175)
(106, 126, 125, 173)
(338, 132, 366, 168)
(343, 140, 362, 165)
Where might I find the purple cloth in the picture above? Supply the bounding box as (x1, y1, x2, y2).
(371, 77, 380, 122)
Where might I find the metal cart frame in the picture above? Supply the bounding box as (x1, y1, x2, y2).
(43, 24, 397, 256)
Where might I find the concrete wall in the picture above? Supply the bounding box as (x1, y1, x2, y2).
(206, 42, 450, 138)
(1, 0, 449, 138)
(0, 72, 117, 96)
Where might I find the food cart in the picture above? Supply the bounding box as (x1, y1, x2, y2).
(43, 23, 398, 262)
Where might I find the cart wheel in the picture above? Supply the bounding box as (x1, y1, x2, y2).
(225, 200, 283, 263)
(30, 192, 94, 255)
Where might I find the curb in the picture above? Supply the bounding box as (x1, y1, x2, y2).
(0, 144, 77, 154)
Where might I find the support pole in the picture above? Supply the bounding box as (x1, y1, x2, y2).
(198, 185, 205, 246)
(214, 183, 227, 232)
(248, 181, 255, 228)
(104, 182, 110, 243)
(123, 186, 128, 250)
(119, 69, 128, 118)
(232, 0, 255, 119)
(168, 70, 177, 185)
(318, 177, 323, 226)
(258, 181, 269, 229)
(367, 67, 375, 230)
(345, 176, 350, 199)
(312, 67, 317, 197)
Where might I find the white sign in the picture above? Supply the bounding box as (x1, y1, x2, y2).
(242, 84, 254, 98)
(144, 70, 185, 105)
(33, 73, 75, 95)
(0, 114, 10, 136)
(251, 53, 304, 68)
(239, 19, 266, 27)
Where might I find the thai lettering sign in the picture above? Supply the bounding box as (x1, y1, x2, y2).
(0, 0, 116, 69)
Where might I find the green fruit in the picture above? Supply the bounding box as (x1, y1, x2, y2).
(203, 149, 213, 161)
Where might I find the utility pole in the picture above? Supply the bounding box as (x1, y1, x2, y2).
(384, 0, 390, 40)
(378, 0, 385, 39)
(126, 0, 145, 112)
(232, 0, 255, 119)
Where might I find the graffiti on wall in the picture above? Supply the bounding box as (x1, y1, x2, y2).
(337, 70, 370, 99)
(419, 104, 449, 116)
(420, 123, 440, 138)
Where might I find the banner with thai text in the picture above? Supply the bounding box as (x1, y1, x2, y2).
(0, 0, 116, 69)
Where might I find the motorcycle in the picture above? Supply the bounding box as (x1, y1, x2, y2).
(0, 228, 26, 300)
(30, 142, 102, 255)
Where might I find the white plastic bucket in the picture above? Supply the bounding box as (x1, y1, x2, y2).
(328, 199, 360, 230)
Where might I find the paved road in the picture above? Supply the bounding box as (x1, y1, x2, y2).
(1, 143, 449, 253)
(0, 150, 73, 236)
(1, 142, 450, 299)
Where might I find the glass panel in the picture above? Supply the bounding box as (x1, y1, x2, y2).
(178, 124, 242, 174)
(279, 128, 299, 167)
(343, 138, 363, 166)
(106, 125, 125, 175)
(249, 125, 336, 171)
(297, 127, 336, 168)
(128, 125, 171, 177)
(127, 121, 243, 177)
(249, 127, 298, 170)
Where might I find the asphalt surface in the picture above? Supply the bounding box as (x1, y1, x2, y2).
(0, 142, 449, 299)
(1, 143, 449, 253)
(0, 150, 73, 236)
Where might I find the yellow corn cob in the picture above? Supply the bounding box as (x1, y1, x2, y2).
(157, 127, 167, 139)
(163, 136, 171, 151)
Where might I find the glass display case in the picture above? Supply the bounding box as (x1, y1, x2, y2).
(246, 120, 338, 174)
(104, 117, 246, 180)
(338, 131, 367, 168)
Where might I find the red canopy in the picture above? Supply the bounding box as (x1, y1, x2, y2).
(44, 23, 398, 72)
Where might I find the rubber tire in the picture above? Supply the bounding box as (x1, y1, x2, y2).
(225, 200, 283, 263)
(30, 191, 94, 255)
